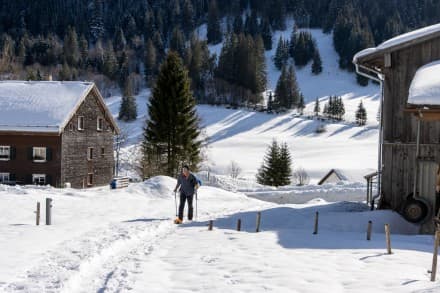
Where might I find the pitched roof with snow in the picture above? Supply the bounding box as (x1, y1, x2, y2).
(408, 60, 440, 106)
(353, 23, 440, 63)
(0, 81, 117, 134)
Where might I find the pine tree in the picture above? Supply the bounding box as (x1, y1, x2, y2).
(274, 36, 288, 70)
(232, 14, 243, 35)
(144, 38, 157, 84)
(287, 65, 300, 108)
(170, 27, 186, 58)
(314, 98, 320, 117)
(311, 49, 323, 75)
(114, 28, 127, 52)
(79, 35, 88, 68)
(90, 0, 105, 42)
(118, 81, 137, 122)
(355, 100, 367, 126)
(298, 93, 305, 115)
(142, 52, 202, 177)
(256, 139, 292, 187)
(256, 139, 280, 186)
(63, 27, 80, 67)
(102, 42, 118, 79)
(207, 0, 222, 44)
(278, 143, 292, 186)
(260, 17, 272, 51)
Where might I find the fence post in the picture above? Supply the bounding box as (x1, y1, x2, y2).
(256, 212, 261, 233)
(46, 198, 53, 225)
(237, 219, 241, 231)
(431, 230, 440, 281)
(367, 221, 372, 241)
(36, 202, 40, 226)
(385, 224, 392, 254)
(313, 212, 319, 235)
(208, 220, 213, 231)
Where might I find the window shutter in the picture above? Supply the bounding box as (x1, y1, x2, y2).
(25, 174, 32, 184)
(46, 148, 52, 161)
(28, 147, 33, 160)
(10, 147, 16, 160)
(46, 175, 52, 185)
(10, 174, 16, 181)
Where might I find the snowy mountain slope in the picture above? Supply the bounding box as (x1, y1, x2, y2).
(109, 20, 380, 184)
(1, 179, 439, 292)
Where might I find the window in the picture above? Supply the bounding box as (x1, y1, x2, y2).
(0, 173, 9, 183)
(0, 146, 10, 160)
(33, 147, 47, 162)
(87, 147, 94, 161)
(32, 174, 46, 185)
(87, 173, 94, 186)
(97, 117, 104, 131)
(101, 147, 105, 156)
(78, 116, 85, 130)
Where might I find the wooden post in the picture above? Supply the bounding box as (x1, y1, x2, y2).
(431, 230, 440, 281)
(385, 224, 392, 254)
(366, 221, 372, 241)
(256, 212, 261, 233)
(208, 220, 213, 231)
(46, 198, 53, 225)
(237, 219, 241, 231)
(313, 212, 319, 235)
(36, 202, 40, 226)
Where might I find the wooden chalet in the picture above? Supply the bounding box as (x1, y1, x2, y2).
(0, 81, 120, 188)
(354, 23, 440, 232)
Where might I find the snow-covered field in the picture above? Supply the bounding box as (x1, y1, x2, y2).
(1, 178, 440, 292)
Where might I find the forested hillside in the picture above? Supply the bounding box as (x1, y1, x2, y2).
(1, 0, 439, 102)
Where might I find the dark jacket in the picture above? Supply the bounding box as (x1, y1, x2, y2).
(177, 173, 198, 196)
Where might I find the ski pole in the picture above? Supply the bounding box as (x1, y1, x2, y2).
(195, 190, 198, 220)
(174, 191, 178, 216)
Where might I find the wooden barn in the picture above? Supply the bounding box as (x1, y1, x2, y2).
(0, 81, 120, 188)
(354, 23, 440, 231)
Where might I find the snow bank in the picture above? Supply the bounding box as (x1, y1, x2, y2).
(408, 60, 440, 105)
(0, 81, 94, 132)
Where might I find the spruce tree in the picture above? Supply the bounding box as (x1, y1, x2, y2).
(256, 140, 292, 187)
(144, 38, 157, 84)
(118, 82, 137, 122)
(170, 27, 186, 58)
(298, 93, 305, 115)
(314, 98, 320, 117)
(311, 50, 323, 75)
(63, 27, 80, 67)
(355, 100, 367, 126)
(260, 17, 273, 51)
(274, 36, 288, 70)
(278, 143, 292, 186)
(256, 139, 280, 186)
(207, 0, 222, 44)
(142, 52, 202, 177)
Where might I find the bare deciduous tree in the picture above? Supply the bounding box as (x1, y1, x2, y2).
(292, 167, 310, 186)
(229, 160, 242, 179)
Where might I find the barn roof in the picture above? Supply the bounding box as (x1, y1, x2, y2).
(353, 23, 440, 65)
(0, 81, 120, 134)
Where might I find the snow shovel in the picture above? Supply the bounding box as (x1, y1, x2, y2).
(402, 113, 431, 223)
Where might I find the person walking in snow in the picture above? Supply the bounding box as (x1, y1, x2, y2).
(173, 165, 199, 224)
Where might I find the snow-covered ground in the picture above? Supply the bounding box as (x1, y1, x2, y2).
(1, 178, 440, 292)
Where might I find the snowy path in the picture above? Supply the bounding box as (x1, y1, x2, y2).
(2, 178, 440, 292)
